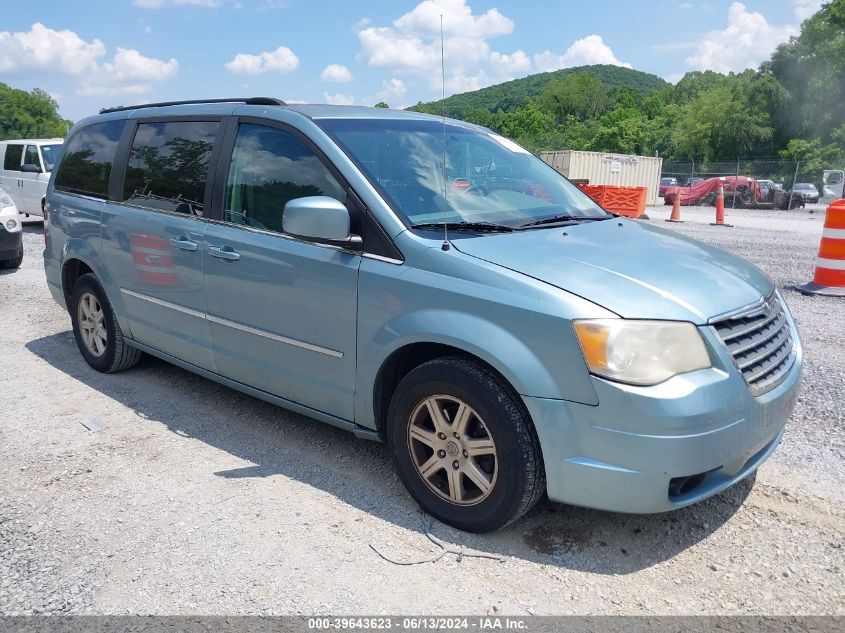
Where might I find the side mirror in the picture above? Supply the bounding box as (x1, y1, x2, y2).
(21, 163, 42, 173)
(282, 196, 363, 249)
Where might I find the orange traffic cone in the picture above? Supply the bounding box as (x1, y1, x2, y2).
(710, 182, 732, 227)
(794, 199, 845, 297)
(666, 190, 683, 223)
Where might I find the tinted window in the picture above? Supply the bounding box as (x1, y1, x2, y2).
(54, 121, 124, 198)
(224, 123, 345, 232)
(24, 145, 40, 169)
(3, 144, 23, 171)
(123, 121, 218, 216)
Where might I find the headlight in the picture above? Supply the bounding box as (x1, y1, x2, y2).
(5, 219, 17, 230)
(573, 319, 711, 385)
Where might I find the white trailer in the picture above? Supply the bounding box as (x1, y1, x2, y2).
(539, 150, 664, 206)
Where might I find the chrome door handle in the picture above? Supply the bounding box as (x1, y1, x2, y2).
(208, 245, 240, 261)
(170, 238, 198, 251)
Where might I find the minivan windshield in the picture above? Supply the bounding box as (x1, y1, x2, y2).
(40, 144, 63, 171)
(318, 118, 609, 229)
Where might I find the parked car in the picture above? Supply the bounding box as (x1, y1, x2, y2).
(686, 176, 704, 186)
(658, 177, 677, 197)
(791, 182, 820, 204)
(0, 186, 23, 269)
(44, 99, 803, 532)
(0, 138, 64, 219)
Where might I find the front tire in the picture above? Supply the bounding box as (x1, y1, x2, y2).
(0, 247, 22, 269)
(387, 357, 545, 532)
(70, 273, 142, 373)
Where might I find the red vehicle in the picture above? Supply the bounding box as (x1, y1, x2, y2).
(663, 176, 761, 206)
(658, 177, 678, 198)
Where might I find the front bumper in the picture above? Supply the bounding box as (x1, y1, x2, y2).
(0, 226, 22, 261)
(525, 313, 803, 513)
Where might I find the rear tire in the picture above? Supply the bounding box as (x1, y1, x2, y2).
(70, 273, 142, 373)
(387, 356, 545, 532)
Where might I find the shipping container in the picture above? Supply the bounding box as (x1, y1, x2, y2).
(539, 150, 664, 207)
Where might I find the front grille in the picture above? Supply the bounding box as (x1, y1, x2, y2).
(711, 295, 795, 396)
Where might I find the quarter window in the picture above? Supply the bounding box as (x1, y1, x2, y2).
(224, 123, 345, 233)
(123, 121, 219, 216)
(3, 144, 23, 171)
(54, 120, 124, 199)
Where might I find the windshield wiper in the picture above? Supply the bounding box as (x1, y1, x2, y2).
(519, 214, 609, 228)
(412, 221, 515, 233)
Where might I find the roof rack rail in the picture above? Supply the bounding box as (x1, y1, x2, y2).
(99, 97, 286, 114)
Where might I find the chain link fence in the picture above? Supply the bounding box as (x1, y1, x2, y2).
(659, 159, 822, 209)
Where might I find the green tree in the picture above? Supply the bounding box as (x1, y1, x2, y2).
(540, 72, 611, 123)
(0, 83, 72, 139)
(374, 102, 389, 108)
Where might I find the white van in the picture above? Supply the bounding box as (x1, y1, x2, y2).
(0, 139, 64, 218)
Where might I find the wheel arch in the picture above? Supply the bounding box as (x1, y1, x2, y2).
(364, 311, 571, 439)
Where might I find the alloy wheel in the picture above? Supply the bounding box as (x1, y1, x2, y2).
(77, 292, 107, 357)
(407, 395, 498, 506)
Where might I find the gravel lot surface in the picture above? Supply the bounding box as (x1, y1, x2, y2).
(1, 207, 843, 616)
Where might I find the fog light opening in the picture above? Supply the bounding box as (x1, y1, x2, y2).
(668, 471, 710, 498)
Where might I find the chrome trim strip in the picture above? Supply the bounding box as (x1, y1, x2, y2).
(205, 314, 343, 358)
(204, 218, 354, 254)
(121, 288, 206, 319)
(120, 288, 343, 358)
(362, 253, 404, 265)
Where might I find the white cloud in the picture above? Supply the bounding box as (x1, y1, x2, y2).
(321, 63, 353, 83)
(225, 45, 299, 75)
(102, 47, 178, 81)
(685, 2, 797, 73)
(356, 0, 528, 96)
(134, 0, 221, 7)
(793, 0, 823, 21)
(393, 0, 513, 39)
(377, 78, 407, 103)
(678, 2, 694, 9)
(0, 23, 177, 98)
(533, 35, 632, 72)
(357, 1, 632, 101)
(323, 92, 355, 105)
(0, 22, 105, 75)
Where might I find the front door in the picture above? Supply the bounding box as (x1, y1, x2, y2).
(101, 119, 221, 371)
(204, 121, 360, 420)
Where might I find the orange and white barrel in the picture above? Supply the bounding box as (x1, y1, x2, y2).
(795, 199, 845, 297)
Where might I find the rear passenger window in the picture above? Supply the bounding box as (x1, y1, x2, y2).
(123, 121, 218, 216)
(3, 144, 23, 171)
(224, 123, 345, 232)
(54, 120, 124, 199)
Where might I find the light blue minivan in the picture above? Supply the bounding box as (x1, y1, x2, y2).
(44, 98, 802, 532)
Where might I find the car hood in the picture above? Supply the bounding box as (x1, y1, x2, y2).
(452, 219, 773, 323)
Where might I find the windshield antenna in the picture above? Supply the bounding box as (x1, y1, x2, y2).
(440, 13, 450, 252)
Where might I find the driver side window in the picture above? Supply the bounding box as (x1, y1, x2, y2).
(224, 124, 346, 233)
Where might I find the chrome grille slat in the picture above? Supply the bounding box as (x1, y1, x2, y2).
(729, 313, 785, 356)
(736, 327, 790, 370)
(718, 309, 780, 342)
(712, 295, 795, 396)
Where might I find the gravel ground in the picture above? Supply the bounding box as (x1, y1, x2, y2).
(0, 209, 843, 616)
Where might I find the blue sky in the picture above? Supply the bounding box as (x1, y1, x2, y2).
(0, 0, 824, 122)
